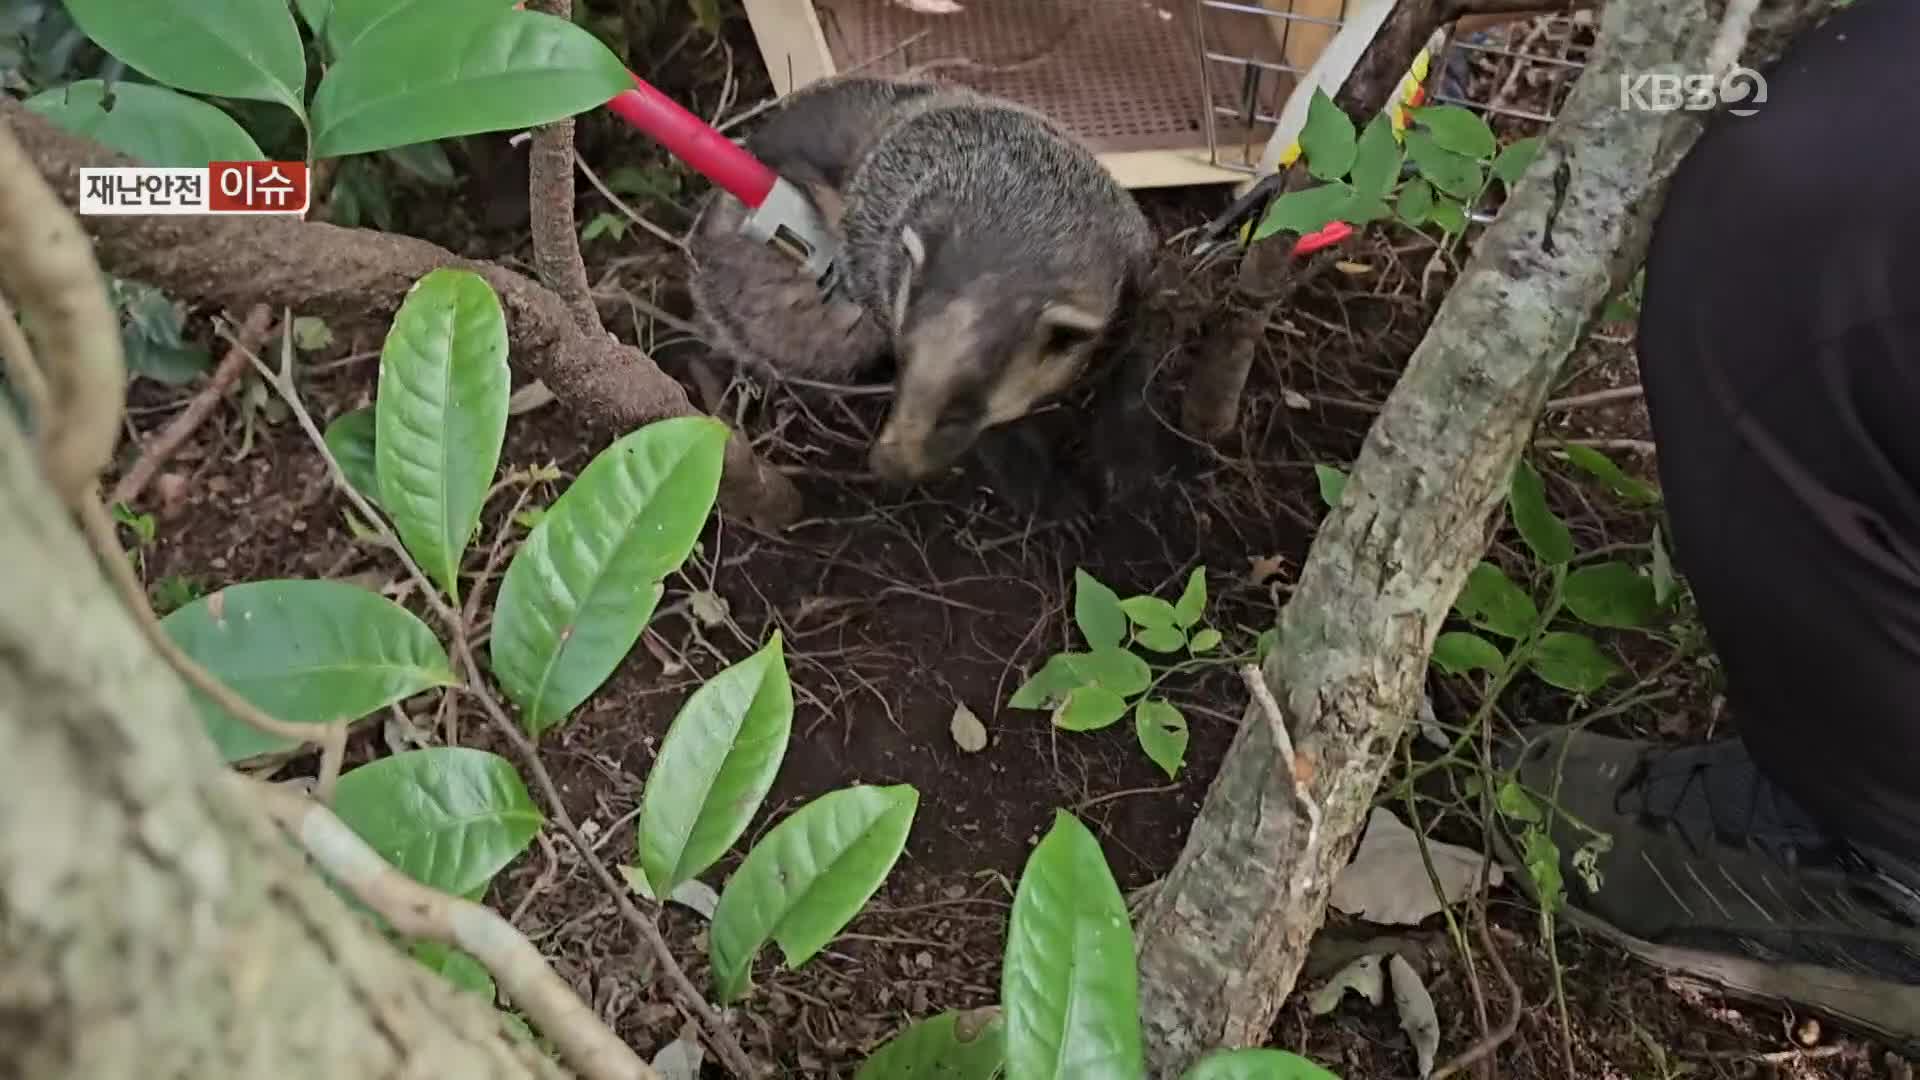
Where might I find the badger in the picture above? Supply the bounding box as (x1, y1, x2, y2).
(688, 74, 1157, 504)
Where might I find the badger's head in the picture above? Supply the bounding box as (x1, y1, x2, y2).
(868, 224, 1126, 484)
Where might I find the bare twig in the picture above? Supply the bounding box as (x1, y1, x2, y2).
(1544, 384, 1641, 411)
(576, 157, 687, 253)
(244, 776, 659, 1080)
(1429, 905, 1523, 1080)
(113, 305, 274, 506)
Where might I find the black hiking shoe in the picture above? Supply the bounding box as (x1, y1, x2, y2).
(1495, 728, 1920, 1053)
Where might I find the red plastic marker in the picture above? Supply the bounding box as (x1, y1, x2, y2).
(1291, 219, 1353, 257)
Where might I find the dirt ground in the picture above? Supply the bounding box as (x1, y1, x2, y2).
(96, 5, 1912, 1079)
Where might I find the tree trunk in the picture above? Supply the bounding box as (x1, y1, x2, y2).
(1132, 0, 1844, 1073)
(0, 405, 569, 1080)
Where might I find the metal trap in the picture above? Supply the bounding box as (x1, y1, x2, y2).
(739, 0, 1594, 189)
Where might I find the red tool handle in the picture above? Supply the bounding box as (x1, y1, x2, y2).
(606, 74, 779, 208)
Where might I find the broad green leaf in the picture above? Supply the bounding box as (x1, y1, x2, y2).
(1397, 178, 1434, 226)
(1560, 444, 1659, 504)
(123, 338, 212, 387)
(1253, 182, 1354, 242)
(1452, 562, 1538, 640)
(1073, 568, 1127, 650)
(1173, 567, 1207, 629)
(1495, 779, 1542, 824)
(1189, 628, 1222, 654)
(1135, 699, 1188, 779)
(160, 579, 456, 762)
(1182, 1048, 1343, 1080)
(331, 747, 542, 897)
(1411, 104, 1496, 160)
(490, 416, 727, 735)
(1119, 595, 1178, 630)
(310, 8, 632, 159)
(1350, 113, 1402, 200)
(1256, 626, 1279, 662)
(1527, 632, 1621, 693)
(1299, 88, 1357, 182)
(1134, 625, 1186, 654)
(413, 941, 497, 1000)
(1650, 525, 1678, 607)
(323, 406, 384, 514)
(1314, 464, 1347, 509)
(1057, 686, 1129, 732)
(636, 634, 793, 897)
(1492, 136, 1543, 187)
(375, 269, 510, 602)
(325, 0, 519, 55)
(856, 1008, 1006, 1080)
(709, 784, 918, 1002)
(1430, 631, 1503, 676)
(1563, 562, 1659, 628)
(63, 0, 306, 114)
(1508, 459, 1573, 566)
(1008, 647, 1152, 709)
(1404, 131, 1483, 200)
(1428, 199, 1469, 234)
(23, 81, 264, 166)
(384, 140, 459, 186)
(1003, 812, 1145, 1080)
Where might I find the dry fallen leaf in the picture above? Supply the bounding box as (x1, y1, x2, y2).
(893, 0, 964, 10)
(507, 379, 556, 415)
(651, 1020, 705, 1080)
(1308, 952, 1386, 1015)
(1390, 953, 1440, 1078)
(688, 589, 730, 628)
(1335, 260, 1373, 275)
(950, 703, 988, 752)
(1247, 553, 1289, 585)
(1282, 388, 1312, 411)
(1329, 806, 1503, 925)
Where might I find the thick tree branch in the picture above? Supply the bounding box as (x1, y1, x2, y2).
(0, 100, 800, 529)
(1132, 0, 1846, 1072)
(525, 0, 601, 337)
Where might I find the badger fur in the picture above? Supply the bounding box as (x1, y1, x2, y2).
(688, 75, 1157, 504)
(687, 75, 954, 381)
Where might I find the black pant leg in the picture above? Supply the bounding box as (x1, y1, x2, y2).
(1635, 0, 1920, 861)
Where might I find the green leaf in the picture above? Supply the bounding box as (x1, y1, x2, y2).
(1349, 113, 1402, 200)
(1003, 812, 1145, 1080)
(490, 416, 727, 736)
(1173, 567, 1207, 629)
(1314, 464, 1348, 509)
(1008, 647, 1152, 709)
(1134, 625, 1186, 654)
(580, 212, 627, 243)
(1560, 444, 1659, 504)
(1299, 88, 1357, 182)
(375, 268, 510, 603)
(412, 941, 496, 1000)
(856, 1008, 1006, 1080)
(323, 406, 384, 514)
(1182, 1048, 1343, 1080)
(1528, 632, 1622, 693)
(23, 81, 265, 166)
(63, 0, 306, 115)
(1253, 182, 1354, 242)
(1508, 458, 1573, 566)
(310, 7, 632, 159)
(1428, 199, 1469, 234)
(332, 747, 542, 897)
(1056, 686, 1129, 732)
(123, 338, 212, 387)
(1404, 131, 1483, 200)
(636, 634, 793, 897)
(325, 0, 519, 55)
(1563, 562, 1659, 629)
(709, 784, 918, 1003)
(160, 579, 456, 762)
(1135, 699, 1188, 779)
(1430, 631, 1503, 676)
(1495, 779, 1542, 824)
(1650, 525, 1678, 607)
(1073, 568, 1127, 650)
(384, 140, 459, 186)
(293, 316, 335, 351)
(1256, 626, 1279, 663)
(1119, 595, 1178, 631)
(1523, 826, 1565, 914)
(1188, 628, 1222, 654)
(294, 0, 333, 36)
(1491, 136, 1543, 188)
(1452, 562, 1539, 640)
(1412, 104, 1496, 160)
(1397, 178, 1434, 226)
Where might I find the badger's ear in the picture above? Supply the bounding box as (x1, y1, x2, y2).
(1036, 301, 1107, 356)
(890, 225, 928, 333)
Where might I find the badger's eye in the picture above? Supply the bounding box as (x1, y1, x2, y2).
(1042, 322, 1098, 357)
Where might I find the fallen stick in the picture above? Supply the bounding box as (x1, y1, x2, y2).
(111, 304, 273, 507)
